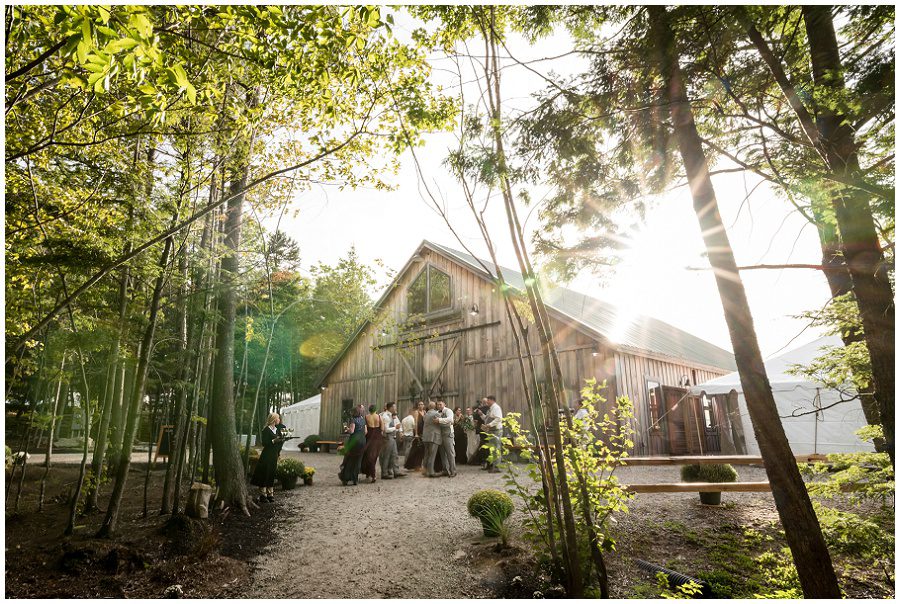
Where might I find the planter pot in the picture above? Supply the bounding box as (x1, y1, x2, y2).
(303, 477, 313, 486)
(699, 491, 722, 505)
(281, 475, 299, 490)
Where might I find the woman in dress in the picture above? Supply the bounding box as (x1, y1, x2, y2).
(251, 412, 286, 502)
(453, 406, 469, 466)
(360, 404, 384, 483)
(404, 401, 426, 471)
(339, 406, 367, 486)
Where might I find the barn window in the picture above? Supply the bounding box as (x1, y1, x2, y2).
(407, 265, 452, 316)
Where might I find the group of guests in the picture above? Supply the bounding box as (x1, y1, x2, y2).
(338, 396, 504, 486)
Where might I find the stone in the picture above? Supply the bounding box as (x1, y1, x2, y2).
(163, 584, 183, 598)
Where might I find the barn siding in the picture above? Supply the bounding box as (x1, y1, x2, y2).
(320, 245, 731, 453)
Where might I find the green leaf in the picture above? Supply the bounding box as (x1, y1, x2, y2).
(185, 82, 196, 104)
(81, 17, 92, 45)
(105, 37, 139, 54)
(171, 63, 189, 88)
(76, 38, 90, 64)
(129, 12, 152, 38)
(96, 6, 110, 24)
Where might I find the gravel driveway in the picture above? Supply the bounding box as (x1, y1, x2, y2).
(239, 451, 511, 599)
(239, 453, 778, 598)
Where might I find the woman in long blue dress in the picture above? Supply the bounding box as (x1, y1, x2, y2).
(339, 406, 367, 486)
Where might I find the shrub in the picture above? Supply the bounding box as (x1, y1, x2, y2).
(814, 502, 893, 559)
(681, 463, 738, 483)
(275, 457, 305, 482)
(303, 434, 320, 451)
(239, 445, 260, 462)
(468, 489, 514, 520)
(468, 489, 513, 541)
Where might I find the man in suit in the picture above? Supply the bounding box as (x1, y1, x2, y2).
(379, 402, 406, 479)
(421, 401, 442, 477)
(435, 400, 457, 477)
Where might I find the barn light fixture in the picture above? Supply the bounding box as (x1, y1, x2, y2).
(380, 328, 388, 337)
(320, 386, 327, 391)
(469, 303, 479, 316)
(591, 351, 600, 357)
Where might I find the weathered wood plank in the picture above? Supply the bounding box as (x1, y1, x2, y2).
(626, 481, 772, 493)
(623, 454, 828, 466)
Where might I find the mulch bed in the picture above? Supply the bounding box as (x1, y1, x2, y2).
(5, 462, 278, 599)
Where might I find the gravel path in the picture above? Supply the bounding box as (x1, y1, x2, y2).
(239, 453, 778, 598)
(239, 451, 510, 599)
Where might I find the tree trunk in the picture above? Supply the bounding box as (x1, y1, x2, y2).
(97, 152, 182, 537)
(740, 6, 886, 439)
(801, 5, 894, 466)
(647, 6, 842, 598)
(39, 355, 67, 511)
(209, 163, 252, 514)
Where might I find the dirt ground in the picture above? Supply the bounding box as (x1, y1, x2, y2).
(5, 461, 275, 599)
(6, 452, 894, 599)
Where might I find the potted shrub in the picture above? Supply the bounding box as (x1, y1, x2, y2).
(302, 434, 320, 453)
(303, 466, 316, 486)
(680, 463, 738, 505)
(468, 489, 514, 538)
(276, 458, 305, 490)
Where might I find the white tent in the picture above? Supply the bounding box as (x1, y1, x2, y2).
(279, 394, 321, 451)
(691, 335, 871, 455)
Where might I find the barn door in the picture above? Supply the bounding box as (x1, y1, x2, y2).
(396, 336, 461, 406)
(662, 386, 690, 455)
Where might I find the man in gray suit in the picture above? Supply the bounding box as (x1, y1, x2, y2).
(435, 400, 457, 477)
(421, 401, 441, 477)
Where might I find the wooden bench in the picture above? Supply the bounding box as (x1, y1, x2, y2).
(627, 481, 772, 493)
(316, 440, 341, 453)
(622, 454, 829, 494)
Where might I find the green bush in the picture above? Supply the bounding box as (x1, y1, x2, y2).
(814, 502, 893, 559)
(680, 463, 738, 483)
(303, 434, 320, 450)
(239, 444, 260, 462)
(276, 457, 305, 481)
(468, 489, 513, 521)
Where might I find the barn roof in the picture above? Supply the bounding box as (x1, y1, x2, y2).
(317, 240, 736, 387)
(426, 241, 737, 372)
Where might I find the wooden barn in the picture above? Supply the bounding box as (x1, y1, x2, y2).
(316, 241, 742, 456)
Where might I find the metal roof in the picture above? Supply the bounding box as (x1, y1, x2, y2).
(426, 241, 737, 372)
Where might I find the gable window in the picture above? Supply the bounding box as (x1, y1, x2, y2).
(407, 265, 452, 316)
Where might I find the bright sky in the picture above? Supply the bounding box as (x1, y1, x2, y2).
(271, 20, 832, 360)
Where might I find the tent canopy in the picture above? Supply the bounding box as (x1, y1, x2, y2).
(692, 335, 846, 395)
(280, 394, 321, 451)
(692, 335, 870, 455)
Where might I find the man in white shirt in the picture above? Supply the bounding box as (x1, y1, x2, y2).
(379, 402, 406, 479)
(400, 407, 416, 456)
(435, 400, 457, 477)
(482, 395, 503, 472)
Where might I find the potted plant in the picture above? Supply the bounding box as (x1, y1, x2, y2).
(468, 489, 514, 538)
(276, 458, 305, 490)
(680, 463, 738, 505)
(302, 466, 316, 486)
(302, 434, 320, 453)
